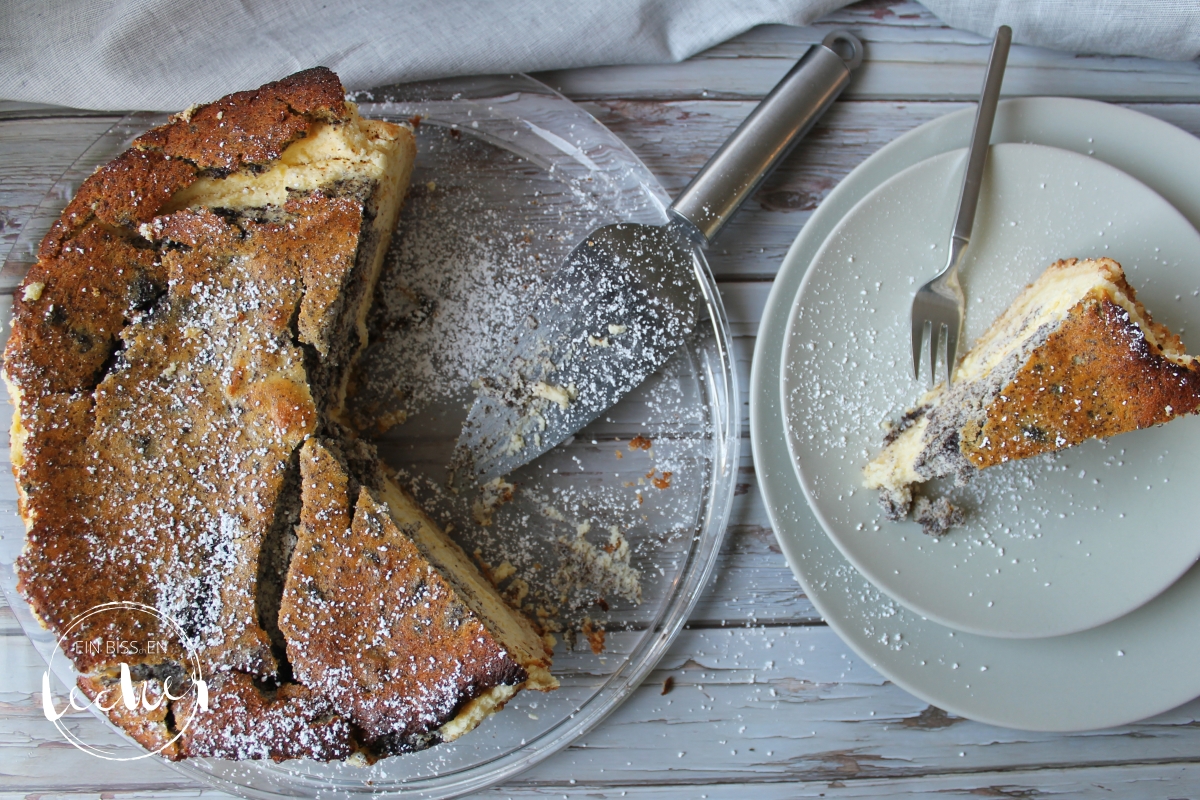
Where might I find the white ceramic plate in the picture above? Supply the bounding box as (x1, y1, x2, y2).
(780, 142, 1200, 640)
(751, 97, 1200, 731)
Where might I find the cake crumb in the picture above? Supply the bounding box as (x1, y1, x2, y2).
(913, 496, 964, 537)
(373, 408, 408, 433)
(581, 617, 606, 654)
(503, 577, 530, 606)
(532, 382, 576, 411)
(473, 477, 516, 526)
(553, 524, 641, 607)
(473, 548, 498, 584)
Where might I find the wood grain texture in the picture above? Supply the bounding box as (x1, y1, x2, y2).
(7, 582, 1200, 796)
(5, 0, 1200, 796)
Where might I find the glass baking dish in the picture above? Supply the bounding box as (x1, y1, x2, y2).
(0, 73, 738, 798)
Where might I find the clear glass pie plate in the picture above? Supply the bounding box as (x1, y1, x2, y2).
(0, 74, 738, 797)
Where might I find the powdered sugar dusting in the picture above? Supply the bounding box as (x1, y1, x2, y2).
(5, 82, 735, 781)
(781, 143, 1200, 639)
(351, 130, 604, 427)
(362, 127, 718, 645)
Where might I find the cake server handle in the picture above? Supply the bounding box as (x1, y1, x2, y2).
(668, 31, 863, 245)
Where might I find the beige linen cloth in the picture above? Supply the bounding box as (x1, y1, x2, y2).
(1, 0, 1198, 111)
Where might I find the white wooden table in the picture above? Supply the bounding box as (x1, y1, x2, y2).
(5, 2, 1200, 797)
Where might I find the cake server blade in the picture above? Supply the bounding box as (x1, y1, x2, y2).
(456, 221, 700, 482)
(457, 31, 864, 482)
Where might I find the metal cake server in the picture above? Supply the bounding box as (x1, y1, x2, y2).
(457, 31, 864, 482)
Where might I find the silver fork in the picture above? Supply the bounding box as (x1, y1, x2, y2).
(911, 25, 1012, 384)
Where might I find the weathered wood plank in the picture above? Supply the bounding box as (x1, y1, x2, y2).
(588, 99, 1200, 280)
(6, 624, 1200, 794)
(543, 39, 1200, 104)
(5, 763, 1200, 799)
(0, 117, 121, 267)
(7, 761, 1200, 799)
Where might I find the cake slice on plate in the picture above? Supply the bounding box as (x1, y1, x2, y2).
(865, 257, 1200, 535)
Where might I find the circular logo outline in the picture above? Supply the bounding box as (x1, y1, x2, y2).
(43, 600, 208, 761)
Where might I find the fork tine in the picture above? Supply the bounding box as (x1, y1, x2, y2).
(911, 316, 928, 380)
(929, 321, 942, 386)
(945, 322, 959, 384)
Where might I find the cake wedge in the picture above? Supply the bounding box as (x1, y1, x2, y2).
(865, 257, 1200, 535)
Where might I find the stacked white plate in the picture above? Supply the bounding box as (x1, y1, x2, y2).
(750, 97, 1200, 731)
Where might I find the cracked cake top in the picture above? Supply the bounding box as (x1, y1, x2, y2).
(3, 67, 441, 760)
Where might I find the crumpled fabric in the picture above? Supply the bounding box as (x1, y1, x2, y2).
(924, 0, 1200, 62)
(2, 0, 1197, 111)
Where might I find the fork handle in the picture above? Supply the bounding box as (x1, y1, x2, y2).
(952, 26, 1012, 245)
(669, 31, 863, 245)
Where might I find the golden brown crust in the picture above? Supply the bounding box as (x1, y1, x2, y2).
(41, 149, 198, 260)
(7, 66, 549, 763)
(134, 67, 349, 174)
(35, 67, 346, 264)
(7, 68, 361, 713)
(289, 192, 373, 355)
(14, 198, 342, 677)
(77, 675, 181, 759)
(175, 672, 356, 762)
(963, 285, 1200, 466)
(281, 440, 526, 752)
(10, 223, 162, 397)
(867, 258, 1200, 534)
(10, 65, 350, 402)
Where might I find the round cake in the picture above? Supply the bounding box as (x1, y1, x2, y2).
(5, 67, 554, 762)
